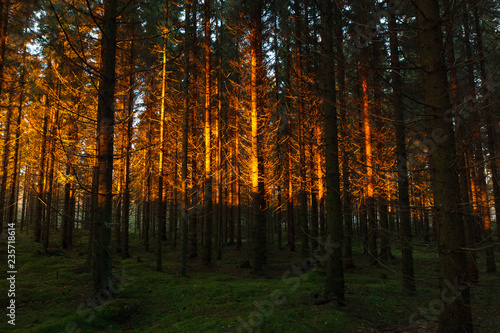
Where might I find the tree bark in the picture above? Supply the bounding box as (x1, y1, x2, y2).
(156, 0, 169, 272)
(203, 0, 213, 264)
(389, 9, 415, 293)
(415, 0, 472, 330)
(320, 0, 344, 305)
(91, 0, 117, 293)
(179, 0, 192, 277)
(249, 0, 266, 275)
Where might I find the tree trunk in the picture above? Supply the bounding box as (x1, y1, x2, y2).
(473, 4, 500, 247)
(156, 0, 169, 272)
(35, 102, 49, 243)
(335, 2, 353, 269)
(294, 1, 309, 258)
(320, 0, 344, 305)
(389, 9, 416, 293)
(63, 112, 77, 249)
(91, 0, 117, 293)
(203, 0, 213, 264)
(415, 0, 472, 330)
(43, 106, 58, 252)
(6, 46, 26, 231)
(122, 29, 134, 259)
(179, 0, 192, 277)
(444, 0, 479, 283)
(0, 0, 10, 99)
(249, 0, 266, 275)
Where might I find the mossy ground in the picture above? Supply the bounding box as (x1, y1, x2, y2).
(1, 230, 499, 332)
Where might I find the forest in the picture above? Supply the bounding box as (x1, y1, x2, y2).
(0, 0, 499, 332)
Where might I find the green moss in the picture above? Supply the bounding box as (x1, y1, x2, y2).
(1, 234, 498, 333)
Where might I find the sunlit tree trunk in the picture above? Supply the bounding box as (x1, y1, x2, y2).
(34, 97, 49, 243)
(235, 101, 242, 249)
(156, 1, 169, 272)
(7, 54, 25, 229)
(43, 104, 59, 252)
(283, 26, 295, 252)
(215, 77, 223, 260)
(0, 0, 9, 100)
(203, 0, 213, 264)
(415, 0, 472, 330)
(189, 111, 199, 258)
(171, 144, 178, 248)
(179, 0, 192, 277)
(309, 139, 318, 252)
(122, 28, 134, 259)
(20, 167, 29, 231)
(360, 51, 377, 266)
(0, 90, 13, 234)
(316, 125, 325, 240)
(142, 103, 152, 252)
(62, 107, 78, 249)
(249, 0, 266, 275)
(115, 124, 123, 254)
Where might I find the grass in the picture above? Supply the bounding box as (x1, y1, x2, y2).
(1, 230, 499, 332)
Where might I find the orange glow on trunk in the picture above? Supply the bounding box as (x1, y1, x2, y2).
(362, 75, 373, 198)
(251, 43, 258, 191)
(316, 124, 324, 200)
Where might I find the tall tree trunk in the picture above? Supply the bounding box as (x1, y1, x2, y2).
(335, 2, 353, 269)
(444, 0, 479, 283)
(91, 0, 117, 293)
(0, 0, 9, 234)
(215, 77, 223, 260)
(35, 101, 49, 243)
(43, 106, 59, 252)
(0, 89, 13, 234)
(0, 0, 9, 99)
(63, 112, 77, 249)
(249, 0, 266, 275)
(284, 27, 295, 252)
(142, 104, 152, 251)
(321, 0, 344, 304)
(203, 0, 213, 264)
(389, 9, 415, 292)
(294, 1, 309, 258)
(156, 1, 169, 272)
(122, 29, 134, 259)
(473, 5, 500, 246)
(179, 0, 192, 277)
(415, 0, 472, 330)
(6, 46, 26, 231)
(235, 105, 242, 249)
(286, 114, 295, 252)
(360, 55, 377, 266)
(310, 139, 318, 252)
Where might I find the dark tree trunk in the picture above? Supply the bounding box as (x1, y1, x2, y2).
(389, 9, 415, 292)
(91, 0, 117, 293)
(321, 0, 344, 305)
(415, 0, 472, 330)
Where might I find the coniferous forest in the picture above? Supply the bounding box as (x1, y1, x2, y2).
(1, 0, 500, 332)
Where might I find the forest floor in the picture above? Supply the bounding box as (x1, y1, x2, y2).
(1, 230, 499, 333)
